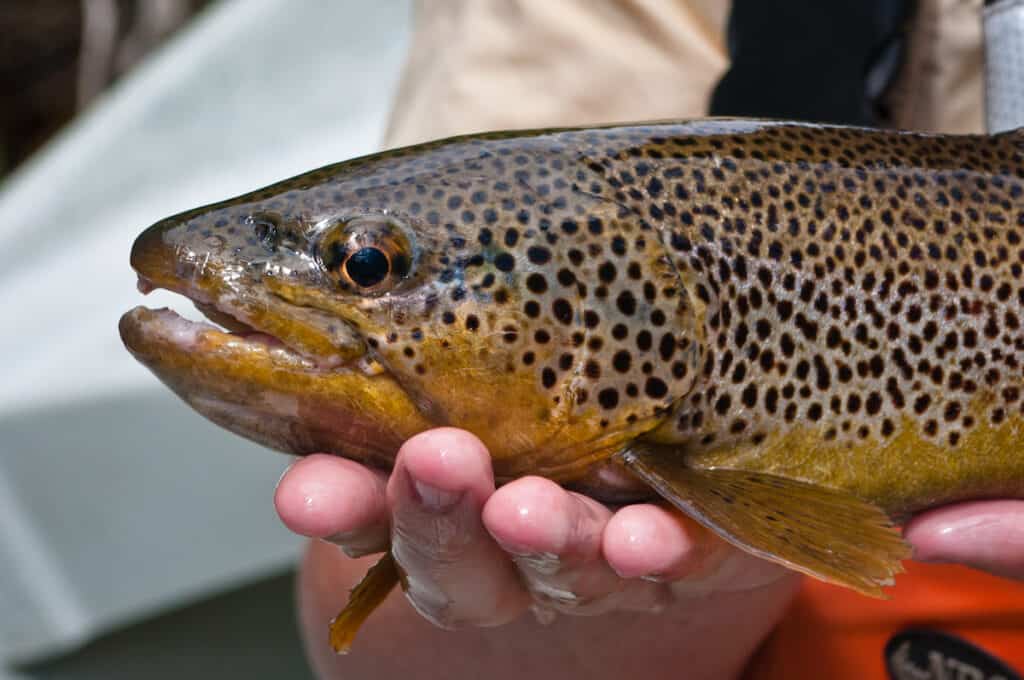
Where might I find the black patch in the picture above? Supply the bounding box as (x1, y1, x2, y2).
(884, 629, 1020, 680)
(644, 377, 668, 399)
(616, 290, 637, 316)
(494, 252, 516, 272)
(345, 247, 390, 287)
(526, 273, 548, 294)
(541, 367, 556, 389)
(527, 246, 551, 264)
(552, 298, 573, 324)
(598, 388, 619, 409)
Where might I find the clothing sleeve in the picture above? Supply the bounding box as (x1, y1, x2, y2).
(384, 0, 984, 150)
(383, 0, 730, 148)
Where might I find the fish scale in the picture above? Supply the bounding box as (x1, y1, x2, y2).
(119, 119, 1024, 652)
(634, 122, 1024, 516)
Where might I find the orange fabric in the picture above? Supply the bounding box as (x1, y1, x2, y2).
(746, 562, 1024, 679)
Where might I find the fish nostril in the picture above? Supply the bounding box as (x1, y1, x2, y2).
(249, 215, 280, 251)
(256, 223, 278, 249)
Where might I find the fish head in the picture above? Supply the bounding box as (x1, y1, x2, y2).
(121, 131, 703, 481)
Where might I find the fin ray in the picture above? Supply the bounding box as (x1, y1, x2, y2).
(619, 446, 910, 597)
(329, 552, 400, 654)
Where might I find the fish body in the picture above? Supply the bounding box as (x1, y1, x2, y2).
(121, 119, 1024, 648)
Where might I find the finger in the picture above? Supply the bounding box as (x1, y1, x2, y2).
(603, 504, 713, 580)
(604, 504, 794, 594)
(274, 454, 390, 556)
(387, 428, 530, 628)
(483, 477, 668, 615)
(905, 500, 1024, 581)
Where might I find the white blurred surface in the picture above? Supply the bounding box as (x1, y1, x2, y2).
(0, 0, 410, 662)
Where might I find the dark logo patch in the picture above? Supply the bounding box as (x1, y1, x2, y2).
(885, 629, 1020, 680)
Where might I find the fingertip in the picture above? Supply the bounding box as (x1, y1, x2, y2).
(274, 453, 386, 538)
(905, 500, 1024, 568)
(386, 430, 528, 628)
(902, 507, 950, 563)
(394, 427, 494, 500)
(482, 476, 571, 554)
(603, 505, 701, 580)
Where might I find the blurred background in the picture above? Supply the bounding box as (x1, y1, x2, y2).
(0, 0, 1002, 678)
(1, 1, 411, 677)
(1, 0, 209, 178)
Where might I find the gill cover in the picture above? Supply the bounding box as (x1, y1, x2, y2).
(282, 134, 705, 480)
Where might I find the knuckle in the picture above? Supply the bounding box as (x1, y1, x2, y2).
(392, 514, 477, 564)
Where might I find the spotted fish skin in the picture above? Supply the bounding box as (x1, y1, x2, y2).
(124, 119, 1024, 517)
(126, 123, 714, 488)
(633, 121, 1024, 518)
(123, 119, 1024, 644)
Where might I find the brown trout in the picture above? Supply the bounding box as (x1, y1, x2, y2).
(120, 119, 1024, 651)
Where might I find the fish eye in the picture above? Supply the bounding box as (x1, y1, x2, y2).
(344, 247, 391, 288)
(315, 216, 414, 294)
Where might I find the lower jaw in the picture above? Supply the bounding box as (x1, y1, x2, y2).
(119, 306, 433, 466)
(118, 308, 661, 498)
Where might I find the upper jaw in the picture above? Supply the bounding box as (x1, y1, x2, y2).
(119, 228, 426, 464)
(128, 217, 367, 369)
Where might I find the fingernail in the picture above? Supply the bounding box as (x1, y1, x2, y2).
(411, 479, 462, 512)
(321, 531, 380, 558)
(320, 536, 363, 558)
(322, 530, 356, 545)
(275, 457, 299, 489)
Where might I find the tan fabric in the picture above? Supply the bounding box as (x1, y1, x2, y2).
(384, 0, 730, 147)
(384, 0, 986, 147)
(885, 0, 985, 134)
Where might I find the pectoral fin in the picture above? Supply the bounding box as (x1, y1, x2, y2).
(329, 551, 400, 654)
(619, 446, 910, 597)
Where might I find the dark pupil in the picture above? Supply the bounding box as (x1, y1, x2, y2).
(345, 247, 390, 287)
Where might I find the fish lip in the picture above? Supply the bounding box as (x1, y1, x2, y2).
(118, 304, 425, 465)
(129, 273, 368, 372)
(120, 305, 322, 372)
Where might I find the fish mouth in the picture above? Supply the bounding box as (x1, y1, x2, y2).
(119, 233, 431, 465)
(125, 216, 372, 370)
(123, 273, 370, 374)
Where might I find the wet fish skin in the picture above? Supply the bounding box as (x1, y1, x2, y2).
(124, 123, 709, 489)
(121, 119, 1024, 648)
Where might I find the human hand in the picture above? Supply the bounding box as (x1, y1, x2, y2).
(274, 427, 800, 680)
(905, 500, 1024, 581)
